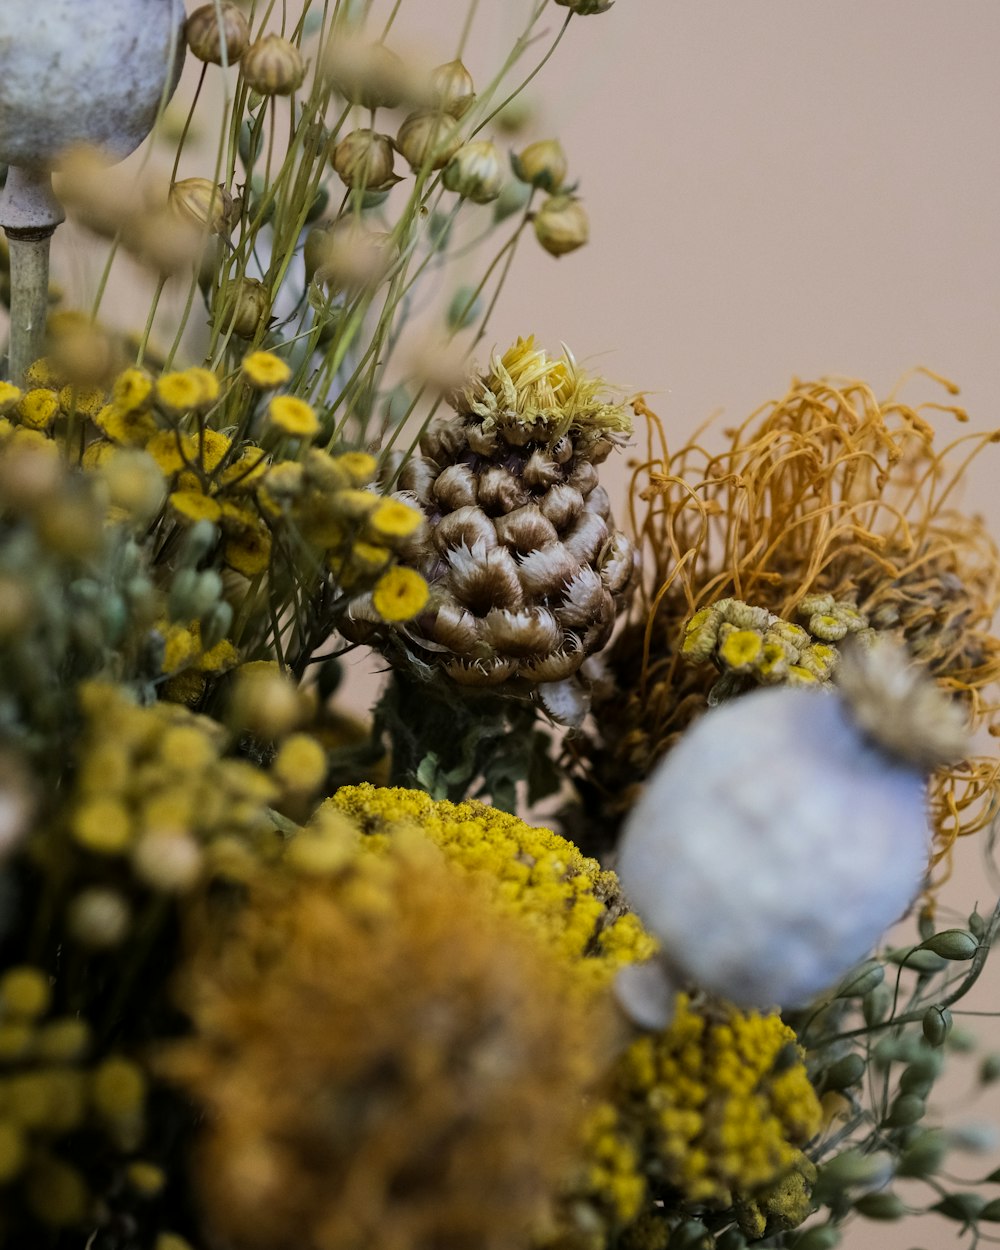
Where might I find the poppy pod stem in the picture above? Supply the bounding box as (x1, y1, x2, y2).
(0, 166, 65, 385)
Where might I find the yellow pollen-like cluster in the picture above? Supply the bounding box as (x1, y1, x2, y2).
(325, 784, 656, 991)
(618, 994, 822, 1207)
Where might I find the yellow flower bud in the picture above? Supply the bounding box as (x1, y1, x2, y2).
(185, 3, 250, 65)
(533, 194, 589, 256)
(512, 138, 568, 191)
(395, 110, 462, 172)
(443, 140, 504, 204)
(216, 277, 270, 339)
(241, 34, 305, 96)
(169, 178, 237, 236)
(331, 128, 399, 193)
(430, 58, 475, 119)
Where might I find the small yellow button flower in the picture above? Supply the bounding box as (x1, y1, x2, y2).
(169, 489, 223, 523)
(0, 382, 22, 414)
(368, 497, 423, 540)
(267, 394, 320, 439)
(242, 350, 292, 388)
(718, 628, 763, 671)
(112, 367, 154, 411)
(332, 450, 377, 486)
(156, 370, 206, 412)
(58, 385, 105, 417)
(372, 566, 429, 621)
(17, 388, 59, 431)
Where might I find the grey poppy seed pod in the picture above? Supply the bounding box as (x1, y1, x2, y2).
(0, 0, 186, 169)
(618, 641, 967, 1012)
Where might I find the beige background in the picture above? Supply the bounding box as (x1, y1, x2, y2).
(375, 6, 1000, 1247)
(45, 3, 1000, 1245)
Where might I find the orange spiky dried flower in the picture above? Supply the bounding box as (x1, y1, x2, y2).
(581, 376, 1000, 885)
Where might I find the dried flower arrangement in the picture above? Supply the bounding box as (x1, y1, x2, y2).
(0, 4, 998, 1250)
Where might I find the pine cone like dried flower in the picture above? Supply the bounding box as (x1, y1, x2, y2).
(347, 338, 637, 716)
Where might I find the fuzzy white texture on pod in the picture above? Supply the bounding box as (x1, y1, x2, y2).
(617, 676, 941, 1011)
(0, 0, 186, 168)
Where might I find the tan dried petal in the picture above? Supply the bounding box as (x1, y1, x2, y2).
(397, 457, 436, 506)
(466, 422, 499, 456)
(599, 532, 637, 596)
(539, 482, 584, 531)
(477, 465, 528, 514)
(581, 603, 615, 654)
(432, 462, 478, 511)
(444, 657, 516, 686)
(482, 607, 562, 658)
(563, 510, 609, 565)
(567, 459, 599, 496)
(494, 505, 558, 554)
(521, 646, 586, 683)
(516, 543, 579, 599)
(551, 435, 573, 465)
(422, 601, 482, 656)
(447, 543, 523, 614)
(433, 505, 497, 554)
(522, 448, 561, 490)
(555, 566, 606, 628)
(419, 418, 465, 464)
(585, 484, 611, 520)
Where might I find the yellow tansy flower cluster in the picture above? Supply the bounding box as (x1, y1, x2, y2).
(617, 994, 822, 1207)
(0, 964, 152, 1228)
(681, 594, 874, 695)
(67, 682, 284, 883)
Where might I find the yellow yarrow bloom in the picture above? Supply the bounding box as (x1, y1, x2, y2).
(267, 395, 320, 439)
(371, 566, 428, 621)
(619, 993, 821, 1207)
(17, 389, 59, 431)
(242, 351, 292, 389)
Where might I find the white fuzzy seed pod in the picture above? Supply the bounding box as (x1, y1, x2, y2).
(617, 645, 968, 1010)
